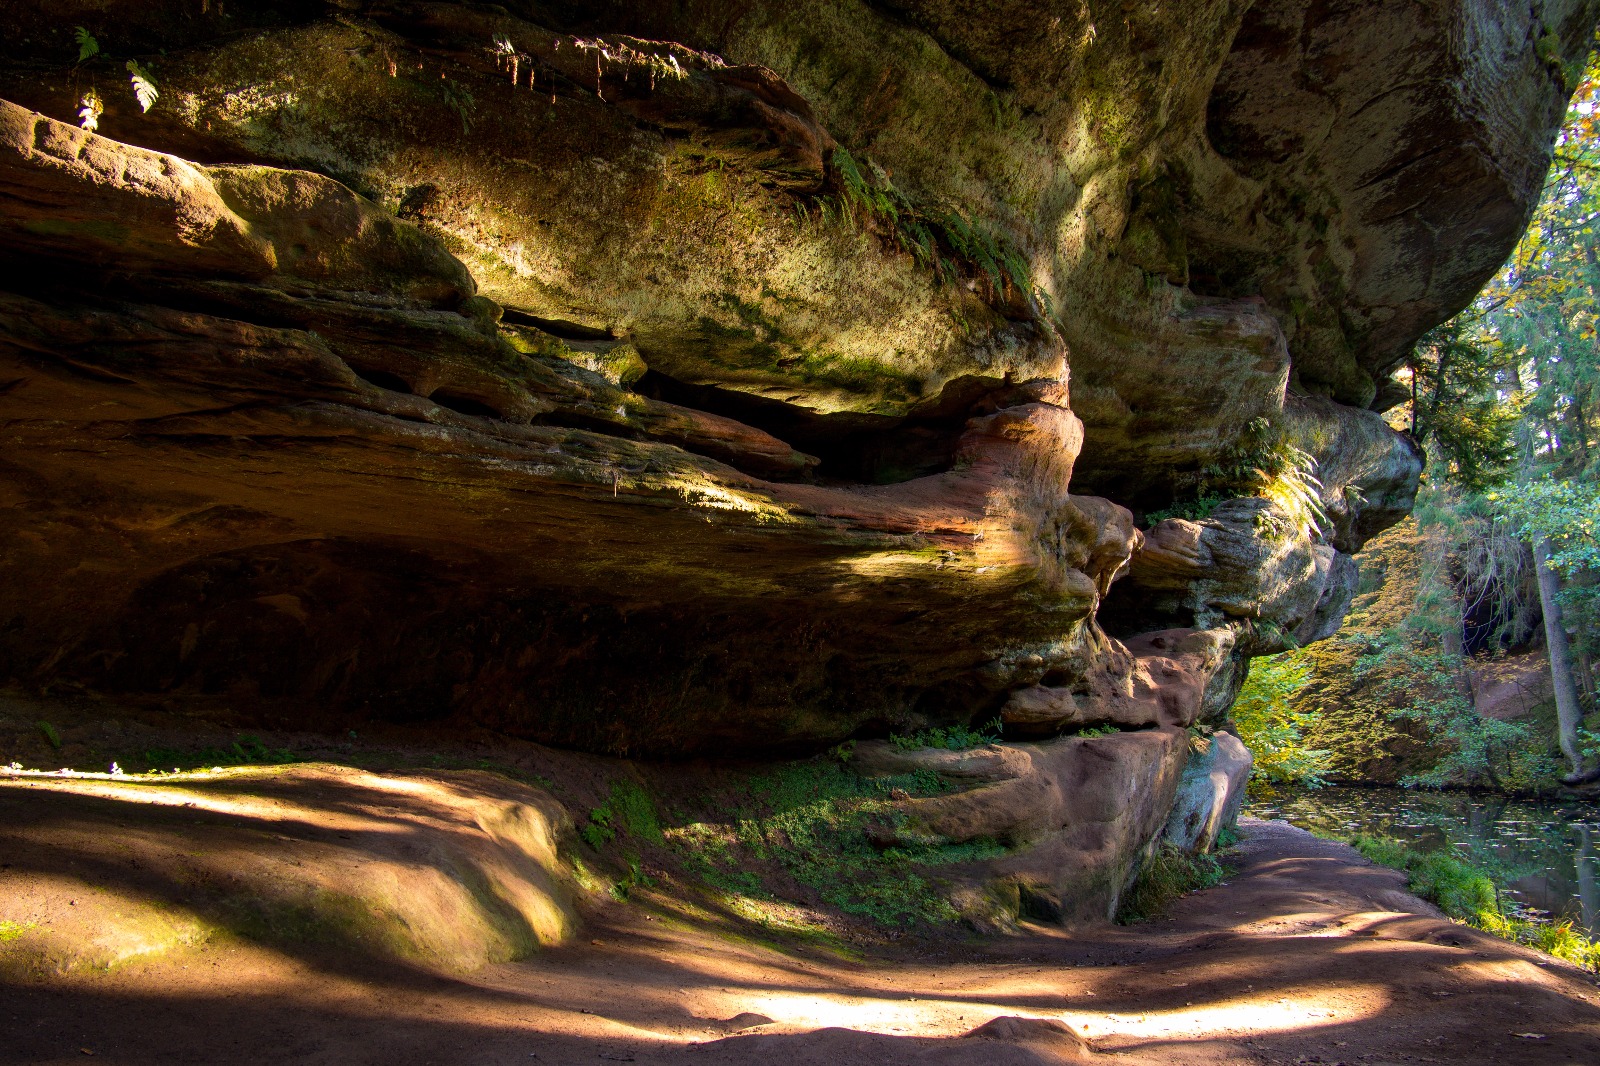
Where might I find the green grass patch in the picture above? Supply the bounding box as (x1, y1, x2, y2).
(1346, 833, 1600, 971)
(1117, 842, 1228, 923)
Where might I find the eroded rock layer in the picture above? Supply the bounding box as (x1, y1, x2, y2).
(0, 1, 1591, 912)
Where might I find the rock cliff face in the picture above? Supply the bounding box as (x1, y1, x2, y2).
(0, 1, 1591, 919)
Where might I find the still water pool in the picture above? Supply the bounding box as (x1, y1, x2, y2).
(1248, 786, 1600, 935)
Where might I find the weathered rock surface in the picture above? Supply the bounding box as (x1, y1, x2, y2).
(1000, 629, 1235, 734)
(857, 730, 1191, 924)
(1121, 500, 1359, 654)
(0, 762, 578, 972)
(1163, 730, 1254, 853)
(0, 0, 1591, 918)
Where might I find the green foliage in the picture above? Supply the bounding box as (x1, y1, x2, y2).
(1347, 833, 1600, 971)
(1406, 320, 1522, 490)
(1488, 476, 1600, 655)
(607, 854, 656, 900)
(1232, 653, 1331, 787)
(1145, 491, 1223, 525)
(1291, 488, 1564, 791)
(1355, 634, 1554, 790)
(1152, 417, 1325, 539)
(669, 759, 1005, 928)
(1491, 478, 1600, 576)
(141, 735, 300, 771)
(812, 148, 1048, 315)
(1253, 440, 1328, 542)
(1343, 490, 1563, 789)
(1404, 847, 1499, 917)
(35, 720, 62, 750)
(437, 78, 476, 134)
(889, 717, 1002, 751)
(1117, 842, 1228, 923)
(68, 29, 159, 118)
(1580, 726, 1600, 763)
(125, 60, 158, 113)
(73, 27, 99, 63)
(581, 778, 661, 849)
(1518, 916, 1600, 970)
(1342, 831, 1408, 867)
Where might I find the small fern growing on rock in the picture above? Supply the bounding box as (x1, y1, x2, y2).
(126, 60, 159, 112)
(1254, 440, 1328, 541)
(74, 27, 100, 63)
(68, 27, 160, 124)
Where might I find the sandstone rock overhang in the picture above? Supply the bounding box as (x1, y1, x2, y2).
(0, 1, 1590, 756)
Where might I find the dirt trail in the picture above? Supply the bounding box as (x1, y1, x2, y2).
(5, 817, 1600, 1065)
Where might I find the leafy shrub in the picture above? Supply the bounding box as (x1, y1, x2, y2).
(1489, 476, 1600, 658)
(1146, 491, 1224, 525)
(1146, 417, 1326, 539)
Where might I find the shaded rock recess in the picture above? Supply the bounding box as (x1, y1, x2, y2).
(0, 1, 1593, 923)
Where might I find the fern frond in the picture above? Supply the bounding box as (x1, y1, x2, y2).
(1255, 444, 1329, 540)
(126, 60, 158, 112)
(74, 27, 100, 63)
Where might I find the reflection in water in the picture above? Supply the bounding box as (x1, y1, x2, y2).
(1248, 786, 1600, 936)
(1580, 824, 1598, 931)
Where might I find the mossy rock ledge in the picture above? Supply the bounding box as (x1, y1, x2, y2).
(0, 1, 1592, 923)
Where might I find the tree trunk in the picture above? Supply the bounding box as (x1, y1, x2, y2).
(1533, 534, 1588, 779)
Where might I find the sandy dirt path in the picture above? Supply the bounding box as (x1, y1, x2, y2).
(5, 818, 1600, 1065)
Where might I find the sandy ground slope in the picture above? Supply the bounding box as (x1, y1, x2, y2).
(4, 818, 1600, 1065)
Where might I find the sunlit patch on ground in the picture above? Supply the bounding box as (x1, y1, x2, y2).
(1064, 987, 1388, 1043)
